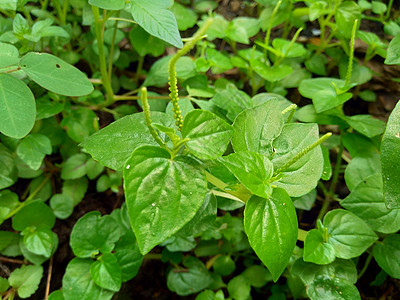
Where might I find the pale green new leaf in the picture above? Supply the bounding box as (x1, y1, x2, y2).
(381, 100, 400, 208)
(130, 0, 183, 48)
(244, 189, 298, 282)
(123, 146, 207, 255)
(90, 253, 122, 292)
(303, 229, 336, 265)
(0, 74, 36, 138)
(81, 112, 174, 171)
(323, 209, 378, 259)
(9, 265, 43, 299)
(16, 134, 52, 171)
(22, 226, 56, 258)
(20, 53, 93, 96)
(219, 151, 274, 198)
(182, 109, 232, 160)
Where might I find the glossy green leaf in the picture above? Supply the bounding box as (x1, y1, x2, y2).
(89, 0, 125, 10)
(323, 209, 378, 259)
(272, 123, 324, 197)
(16, 134, 52, 171)
(335, 1, 361, 37)
(252, 61, 293, 82)
(381, 100, 400, 208)
(219, 151, 274, 198)
(342, 173, 400, 234)
(244, 189, 298, 281)
(242, 265, 272, 288)
(0, 190, 19, 225)
(9, 265, 43, 299)
(81, 112, 174, 171)
(0, 144, 17, 190)
(211, 86, 252, 122)
(48, 290, 64, 300)
(62, 178, 88, 206)
(62, 258, 114, 300)
(123, 146, 207, 254)
(344, 153, 380, 191)
(22, 225, 56, 258)
(292, 258, 358, 285)
(307, 275, 361, 300)
(20, 53, 93, 96)
(70, 211, 121, 258)
(0, 73, 36, 138)
(61, 153, 88, 180)
(171, 2, 198, 31)
(129, 25, 165, 57)
(0, 42, 19, 68)
(344, 115, 385, 138)
(227, 275, 251, 300)
(304, 229, 335, 265)
(90, 253, 122, 292)
(182, 110, 232, 160)
(299, 78, 352, 113)
(50, 194, 74, 220)
(130, 0, 182, 48)
(373, 234, 400, 279)
(163, 235, 196, 252)
(12, 201, 55, 231)
(113, 231, 143, 282)
(232, 99, 284, 156)
(167, 257, 213, 296)
(385, 34, 400, 65)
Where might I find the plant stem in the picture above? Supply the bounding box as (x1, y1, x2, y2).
(212, 190, 242, 202)
(44, 256, 53, 300)
(329, 141, 344, 195)
(264, 0, 282, 50)
(0, 256, 26, 264)
(144, 253, 162, 260)
(205, 172, 250, 203)
(168, 18, 213, 130)
(205, 255, 221, 270)
(297, 228, 308, 242)
(107, 13, 120, 80)
(386, 0, 394, 20)
(134, 55, 144, 85)
(358, 251, 373, 279)
(317, 196, 331, 221)
(274, 133, 332, 175)
(92, 6, 114, 107)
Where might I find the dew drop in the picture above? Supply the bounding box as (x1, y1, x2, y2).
(151, 203, 155, 207)
(283, 203, 286, 206)
(189, 192, 192, 195)
(126, 165, 130, 169)
(387, 177, 390, 181)
(396, 132, 400, 138)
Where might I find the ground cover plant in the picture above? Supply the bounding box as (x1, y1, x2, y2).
(0, 0, 400, 299)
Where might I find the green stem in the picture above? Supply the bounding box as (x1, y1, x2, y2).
(358, 251, 373, 280)
(275, 27, 302, 65)
(141, 87, 169, 152)
(317, 196, 331, 221)
(329, 140, 344, 195)
(386, 0, 394, 20)
(92, 6, 114, 107)
(205, 172, 250, 203)
(274, 133, 332, 175)
(134, 55, 144, 85)
(264, 0, 282, 51)
(62, 0, 69, 24)
(107, 13, 120, 80)
(297, 228, 308, 242)
(345, 19, 358, 87)
(41, 0, 49, 10)
(168, 18, 213, 130)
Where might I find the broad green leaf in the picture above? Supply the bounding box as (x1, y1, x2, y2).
(373, 234, 400, 279)
(62, 178, 88, 206)
(70, 212, 121, 258)
(335, 1, 361, 38)
(342, 174, 400, 234)
(293, 189, 317, 211)
(61, 153, 89, 180)
(61, 107, 98, 143)
(50, 194, 74, 220)
(0, 144, 17, 189)
(0, 73, 36, 138)
(0, 42, 19, 68)
(13, 13, 29, 38)
(244, 189, 298, 281)
(0, 231, 21, 257)
(12, 201, 55, 231)
(35, 96, 65, 120)
(219, 151, 274, 198)
(252, 61, 293, 82)
(323, 209, 378, 259)
(381, 100, 400, 208)
(213, 255, 235, 276)
(0, 190, 19, 225)
(299, 78, 352, 113)
(242, 265, 272, 288)
(48, 290, 64, 300)
(81, 112, 174, 171)
(232, 99, 284, 156)
(16, 134, 52, 171)
(227, 275, 251, 300)
(0, 277, 9, 293)
(344, 153, 380, 191)
(0, 0, 17, 10)
(171, 2, 198, 31)
(211, 87, 252, 122)
(206, 48, 234, 74)
(304, 229, 335, 265)
(129, 25, 165, 57)
(123, 146, 207, 254)
(344, 115, 385, 138)
(182, 110, 232, 160)
(62, 258, 114, 300)
(113, 231, 143, 282)
(9, 265, 43, 299)
(19, 234, 57, 265)
(272, 38, 307, 58)
(385, 34, 400, 65)
(272, 123, 324, 197)
(86, 158, 104, 180)
(22, 225, 56, 258)
(292, 258, 358, 285)
(89, 0, 125, 10)
(307, 275, 361, 300)
(167, 257, 213, 296)
(162, 235, 196, 252)
(90, 253, 122, 292)
(20, 53, 93, 97)
(130, 0, 183, 48)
